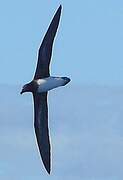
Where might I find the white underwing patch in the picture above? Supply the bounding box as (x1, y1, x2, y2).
(37, 76, 65, 93)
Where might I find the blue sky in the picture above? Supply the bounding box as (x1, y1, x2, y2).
(1, 85, 123, 180)
(1, 0, 123, 179)
(0, 0, 123, 86)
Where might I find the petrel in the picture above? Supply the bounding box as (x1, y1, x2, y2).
(20, 5, 70, 174)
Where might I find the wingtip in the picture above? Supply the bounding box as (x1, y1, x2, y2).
(44, 162, 51, 175)
(59, 4, 62, 9)
(55, 5, 62, 19)
(47, 168, 51, 175)
(41, 153, 51, 175)
(57, 4, 62, 12)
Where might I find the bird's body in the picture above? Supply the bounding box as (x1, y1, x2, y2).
(21, 5, 70, 174)
(36, 76, 70, 92)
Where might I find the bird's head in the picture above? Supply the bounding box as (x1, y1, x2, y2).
(20, 82, 33, 94)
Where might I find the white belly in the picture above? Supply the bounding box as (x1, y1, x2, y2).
(37, 77, 65, 92)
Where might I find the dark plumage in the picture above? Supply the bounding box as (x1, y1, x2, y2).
(21, 5, 70, 174)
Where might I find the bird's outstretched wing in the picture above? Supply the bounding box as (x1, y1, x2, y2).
(33, 5, 62, 79)
(33, 92, 51, 174)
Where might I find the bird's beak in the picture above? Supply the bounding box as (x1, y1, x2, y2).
(20, 89, 24, 94)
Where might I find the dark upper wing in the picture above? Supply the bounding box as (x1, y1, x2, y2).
(33, 5, 62, 79)
(33, 92, 51, 174)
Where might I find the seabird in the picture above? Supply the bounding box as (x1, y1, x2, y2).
(20, 5, 70, 174)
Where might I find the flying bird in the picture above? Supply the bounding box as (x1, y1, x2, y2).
(20, 5, 70, 174)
